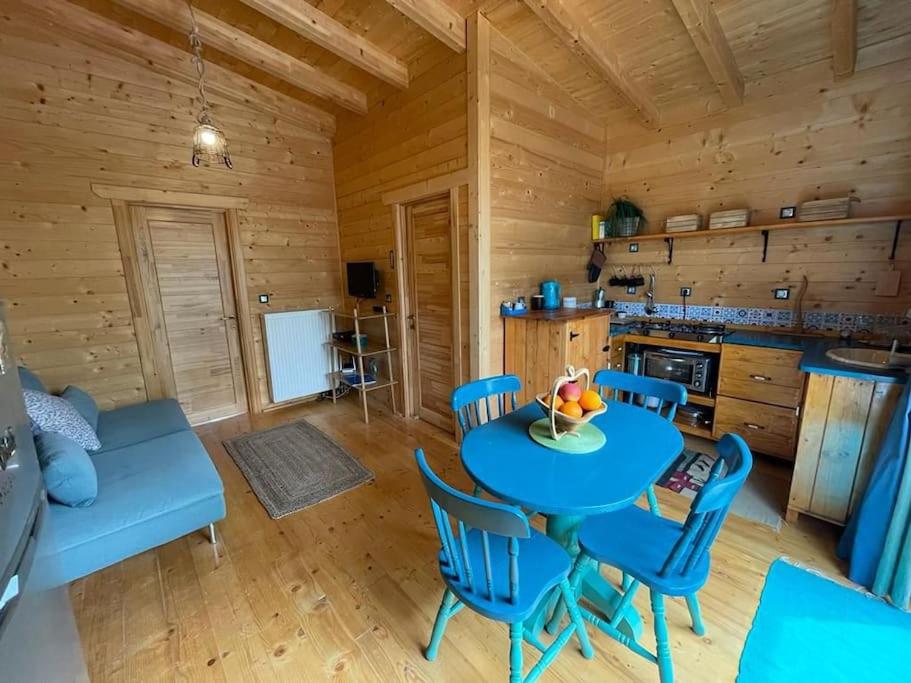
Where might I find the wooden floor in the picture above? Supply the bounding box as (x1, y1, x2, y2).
(70, 397, 843, 682)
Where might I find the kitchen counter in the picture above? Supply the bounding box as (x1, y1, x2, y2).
(609, 322, 908, 384)
(508, 307, 614, 322)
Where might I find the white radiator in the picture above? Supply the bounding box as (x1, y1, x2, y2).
(263, 309, 332, 403)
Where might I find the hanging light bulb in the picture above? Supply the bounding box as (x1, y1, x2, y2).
(187, 1, 232, 169)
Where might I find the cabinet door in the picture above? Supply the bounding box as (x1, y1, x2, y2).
(609, 335, 626, 371)
(564, 316, 610, 374)
(719, 345, 804, 408)
(714, 395, 799, 460)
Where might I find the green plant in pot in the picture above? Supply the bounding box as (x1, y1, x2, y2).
(607, 197, 645, 237)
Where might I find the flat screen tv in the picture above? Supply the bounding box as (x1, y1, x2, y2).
(346, 261, 379, 299)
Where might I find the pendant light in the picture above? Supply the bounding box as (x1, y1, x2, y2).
(187, 1, 232, 169)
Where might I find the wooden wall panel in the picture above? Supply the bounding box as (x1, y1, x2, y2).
(333, 46, 468, 409)
(0, 4, 341, 410)
(487, 26, 605, 373)
(602, 38, 911, 316)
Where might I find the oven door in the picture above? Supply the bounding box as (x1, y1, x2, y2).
(643, 349, 698, 389)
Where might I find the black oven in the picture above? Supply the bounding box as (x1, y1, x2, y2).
(642, 348, 715, 394)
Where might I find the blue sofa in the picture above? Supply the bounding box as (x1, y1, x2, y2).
(22, 369, 226, 588)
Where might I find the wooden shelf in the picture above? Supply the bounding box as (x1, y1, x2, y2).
(594, 214, 910, 245)
(328, 340, 396, 357)
(332, 372, 397, 393)
(675, 420, 714, 439)
(687, 394, 716, 407)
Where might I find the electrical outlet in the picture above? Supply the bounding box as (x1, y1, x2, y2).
(628, 243, 639, 253)
(680, 287, 692, 297)
(774, 288, 790, 300)
(626, 286, 637, 295)
(258, 293, 269, 304)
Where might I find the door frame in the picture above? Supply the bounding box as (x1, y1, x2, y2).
(386, 175, 465, 427)
(95, 184, 261, 417)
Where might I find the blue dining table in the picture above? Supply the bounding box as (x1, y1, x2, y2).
(461, 400, 684, 642)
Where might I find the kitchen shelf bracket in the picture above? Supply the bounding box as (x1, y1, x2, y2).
(891, 220, 903, 260)
(664, 237, 674, 265)
(760, 229, 770, 263)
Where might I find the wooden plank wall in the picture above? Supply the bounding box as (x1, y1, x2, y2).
(333, 46, 468, 409)
(487, 26, 606, 373)
(601, 36, 911, 316)
(0, 3, 341, 410)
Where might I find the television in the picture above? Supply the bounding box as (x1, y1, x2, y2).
(346, 261, 379, 299)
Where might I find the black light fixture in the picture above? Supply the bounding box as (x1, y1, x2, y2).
(187, 1, 232, 169)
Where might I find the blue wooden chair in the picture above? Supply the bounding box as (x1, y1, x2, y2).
(569, 434, 753, 683)
(415, 448, 593, 682)
(452, 375, 522, 500)
(592, 370, 688, 515)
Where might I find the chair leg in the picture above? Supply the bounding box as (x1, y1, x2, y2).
(560, 579, 593, 659)
(425, 589, 457, 661)
(646, 485, 661, 515)
(509, 621, 524, 683)
(685, 593, 706, 636)
(650, 590, 674, 683)
(207, 523, 217, 545)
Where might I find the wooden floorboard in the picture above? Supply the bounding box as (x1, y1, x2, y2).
(71, 397, 842, 681)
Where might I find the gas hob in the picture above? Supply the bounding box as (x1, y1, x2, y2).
(625, 321, 728, 344)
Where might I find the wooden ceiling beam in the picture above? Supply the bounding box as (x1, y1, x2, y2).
(831, 0, 857, 79)
(237, 0, 409, 89)
(31, 0, 335, 135)
(111, 0, 366, 114)
(383, 0, 467, 53)
(669, 0, 744, 107)
(520, 0, 658, 126)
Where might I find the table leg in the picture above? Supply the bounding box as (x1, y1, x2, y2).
(526, 514, 642, 642)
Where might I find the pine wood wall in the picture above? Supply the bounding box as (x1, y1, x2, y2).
(333, 46, 469, 408)
(601, 36, 911, 316)
(487, 27, 605, 372)
(0, 3, 341, 410)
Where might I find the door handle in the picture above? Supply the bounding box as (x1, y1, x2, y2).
(569, 331, 580, 341)
(743, 422, 765, 431)
(221, 315, 236, 321)
(750, 374, 771, 382)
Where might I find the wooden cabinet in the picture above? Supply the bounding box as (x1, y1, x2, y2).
(503, 310, 611, 402)
(714, 344, 805, 460)
(787, 374, 902, 525)
(608, 334, 626, 372)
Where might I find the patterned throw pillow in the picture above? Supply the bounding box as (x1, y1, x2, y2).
(23, 389, 102, 451)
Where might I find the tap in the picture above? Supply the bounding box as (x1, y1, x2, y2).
(644, 273, 657, 316)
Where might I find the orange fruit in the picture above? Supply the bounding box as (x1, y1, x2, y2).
(579, 389, 602, 412)
(542, 394, 564, 411)
(559, 401, 583, 418)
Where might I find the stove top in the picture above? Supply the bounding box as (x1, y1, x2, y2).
(626, 321, 727, 344)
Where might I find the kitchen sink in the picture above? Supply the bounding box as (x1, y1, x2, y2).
(825, 347, 911, 370)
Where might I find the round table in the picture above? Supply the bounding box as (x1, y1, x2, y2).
(461, 400, 684, 639)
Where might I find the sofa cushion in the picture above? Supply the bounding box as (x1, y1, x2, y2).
(35, 432, 97, 508)
(61, 385, 99, 432)
(33, 430, 225, 588)
(24, 389, 101, 451)
(18, 366, 47, 393)
(94, 398, 191, 453)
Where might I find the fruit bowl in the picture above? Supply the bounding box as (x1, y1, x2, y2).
(534, 365, 606, 441)
(535, 392, 606, 433)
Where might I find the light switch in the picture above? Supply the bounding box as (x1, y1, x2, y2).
(258, 294, 270, 304)
(774, 288, 790, 300)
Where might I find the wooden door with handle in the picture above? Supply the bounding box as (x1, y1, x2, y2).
(564, 315, 611, 373)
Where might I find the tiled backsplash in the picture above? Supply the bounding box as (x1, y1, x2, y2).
(612, 302, 910, 335)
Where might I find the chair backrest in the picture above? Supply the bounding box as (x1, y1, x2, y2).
(660, 434, 753, 577)
(451, 374, 522, 437)
(593, 369, 687, 421)
(415, 448, 530, 604)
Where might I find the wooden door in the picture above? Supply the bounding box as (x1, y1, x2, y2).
(131, 206, 247, 424)
(404, 195, 455, 431)
(564, 315, 611, 375)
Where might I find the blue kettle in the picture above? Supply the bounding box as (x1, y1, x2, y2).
(540, 280, 561, 310)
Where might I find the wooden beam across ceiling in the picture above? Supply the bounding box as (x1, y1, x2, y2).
(669, 0, 744, 107)
(31, 0, 335, 135)
(383, 0, 467, 53)
(831, 0, 857, 79)
(111, 0, 366, 114)
(520, 0, 659, 126)
(237, 0, 409, 89)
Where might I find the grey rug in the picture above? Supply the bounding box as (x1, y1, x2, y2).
(223, 420, 373, 519)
